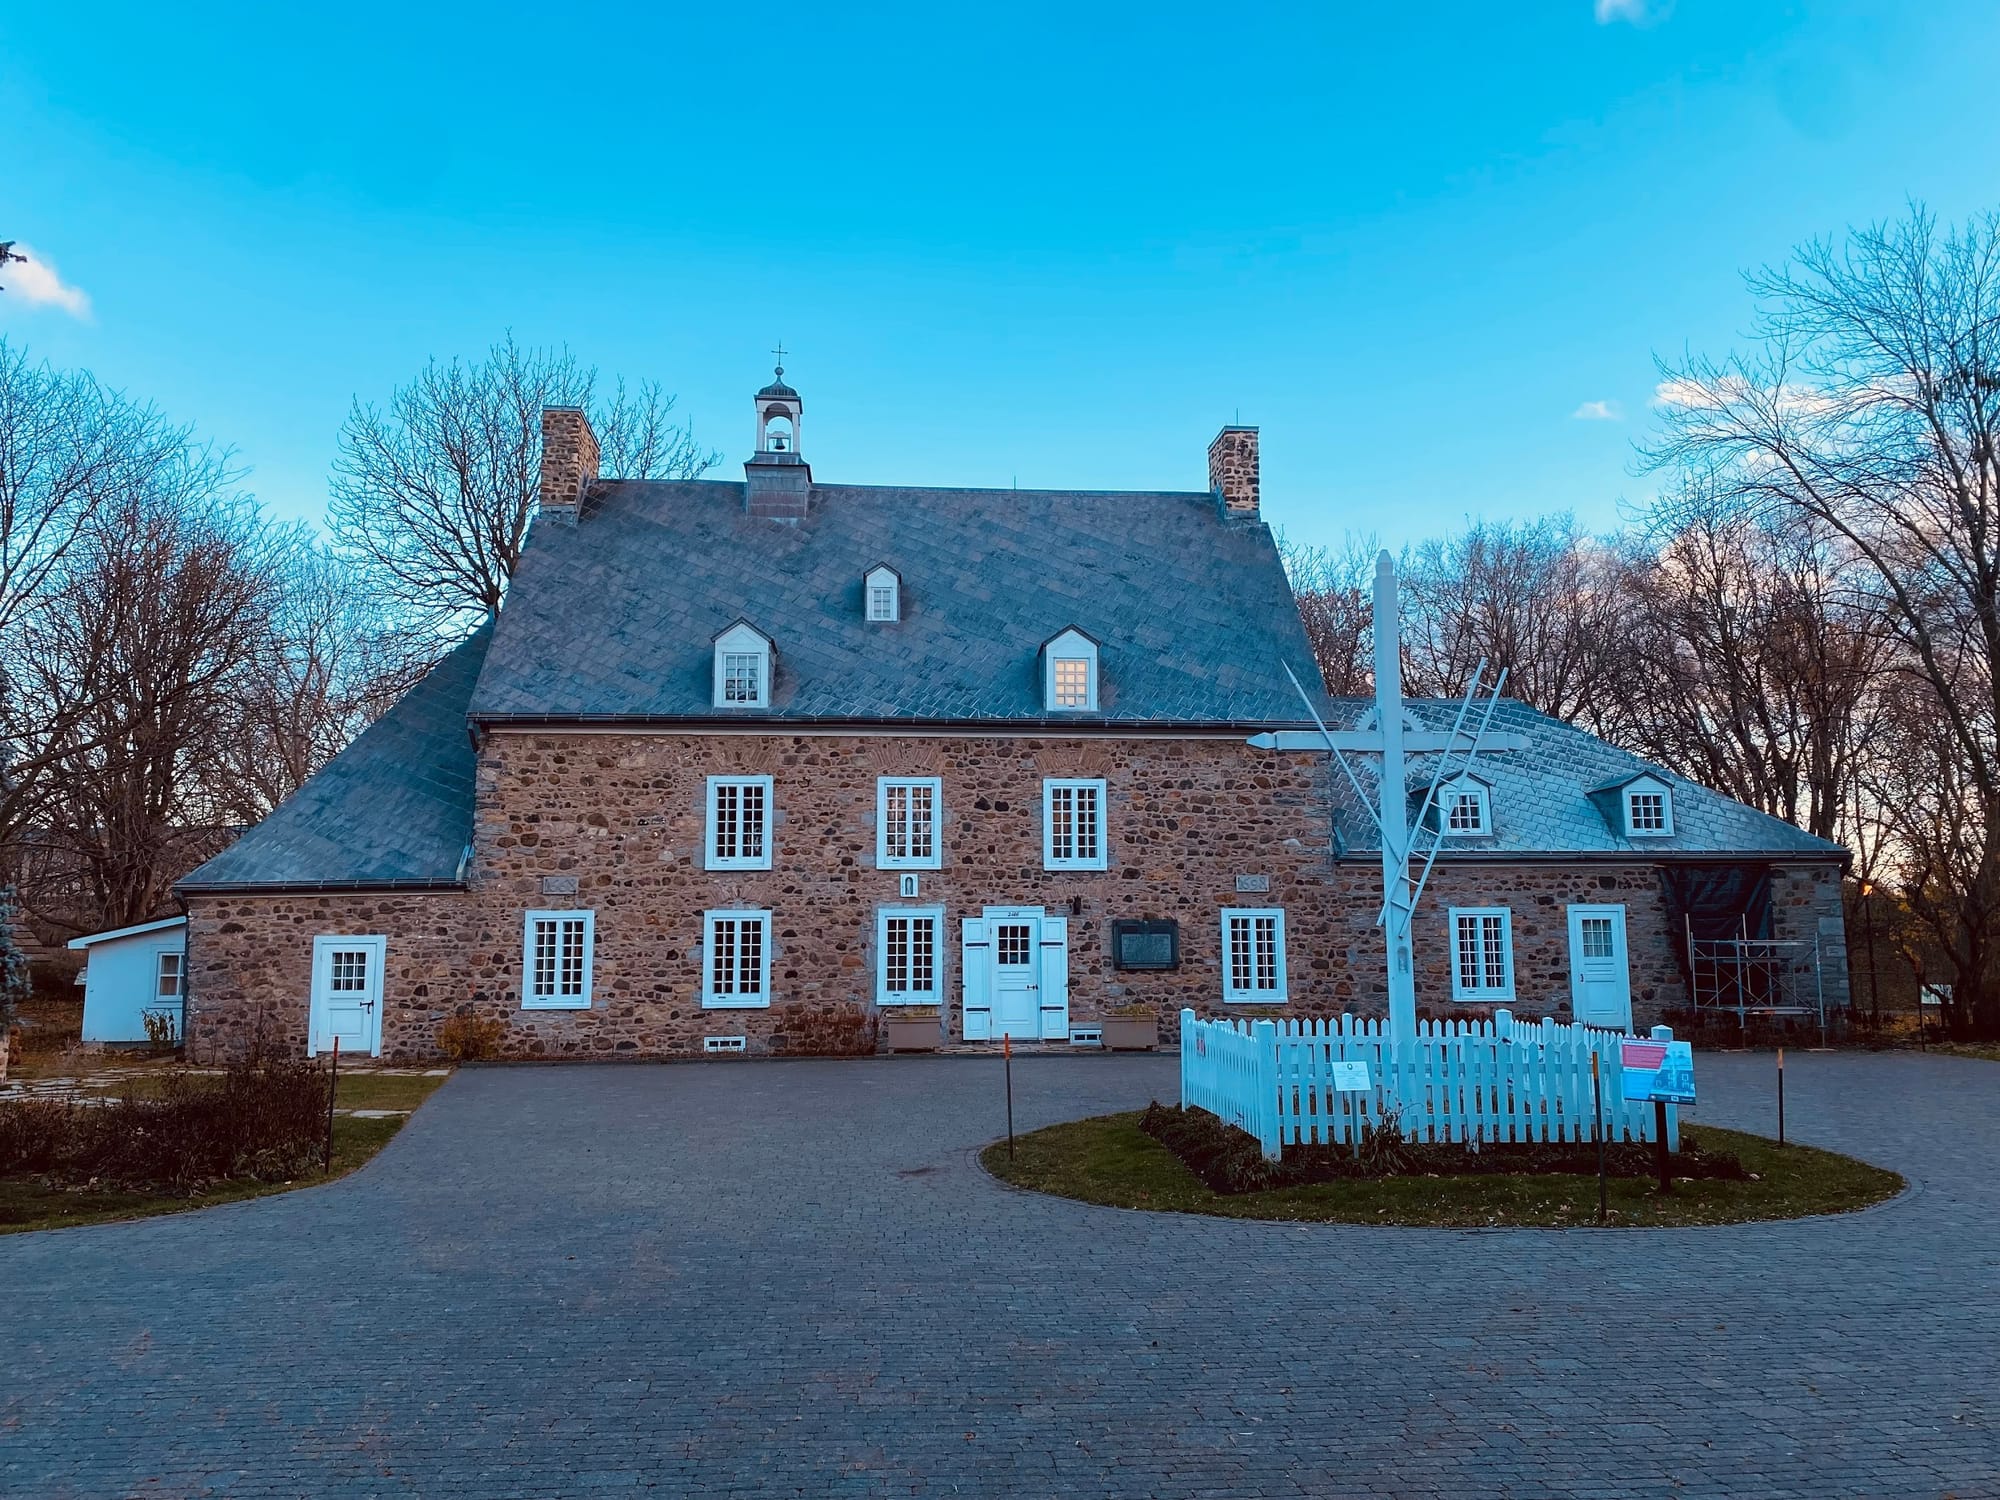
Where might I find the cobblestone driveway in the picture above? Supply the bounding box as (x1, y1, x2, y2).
(3, 1051, 1995, 1498)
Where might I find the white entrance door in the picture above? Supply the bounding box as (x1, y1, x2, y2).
(961, 908, 1070, 1041)
(310, 935, 386, 1057)
(990, 915, 1041, 1038)
(1567, 905, 1631, 1030)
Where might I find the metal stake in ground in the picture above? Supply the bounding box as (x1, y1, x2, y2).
(1004, 1033, 1015, 1160)
(324, 1036, 340, 1174)
(1777, 1046, 1786, 1146)
(1592, 1052, 1608, 1225)
(1653, 1098, 1671, 1194)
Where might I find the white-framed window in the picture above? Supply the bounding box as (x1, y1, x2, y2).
(1449, 907, 1514, 1001)
(155, 951, 182, 999)
(1222, 908, 1287, 1003)
(1440, 779, 1490, 836)
(877, 905, 944, 1004)
(522, 909, 595, 1009)
(711, 622, 773, 709)
(1043, 778, 1108, 871)
(1624, 780, 1674, 837)
(864, 565, 901, 622)
(877, 776, 942, 870)
(705, 775, 773, 871)
(703, 909, 772, 1008)
(1041, 626, 1099, 712)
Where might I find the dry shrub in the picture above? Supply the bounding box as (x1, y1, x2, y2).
(0, 1059, 332, 1193)
(436, 1012, 506, 1061)
(780, 1002, 879, 1057)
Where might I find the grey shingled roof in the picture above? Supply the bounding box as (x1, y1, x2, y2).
(1335, 697, 1844, 860)
(177, 626, 492, 892)
(468, 481, 1325, 724)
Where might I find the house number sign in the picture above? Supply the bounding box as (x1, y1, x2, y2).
(1234, 874, 1271, 893)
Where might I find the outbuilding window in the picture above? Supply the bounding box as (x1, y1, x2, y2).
(156, 951, 183, 1000)
(706, 775, 773, 871)
(1222, 908, 1287, 1003)
(703, 910, 772, 1008)
(523, 910, 595, 1009)
(1449, 907, 1514, 1001)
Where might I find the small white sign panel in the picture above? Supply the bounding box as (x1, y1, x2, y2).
(1330, 1060, 1371, 1092)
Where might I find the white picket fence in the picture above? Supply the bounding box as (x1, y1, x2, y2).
(1180, 1008, 1679, 1161)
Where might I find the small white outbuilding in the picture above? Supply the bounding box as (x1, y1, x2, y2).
(67, 916, 188, 1045)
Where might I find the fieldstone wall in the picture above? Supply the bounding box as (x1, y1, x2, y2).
(1206, 427, 1259, 517)
(183, 731, 1848, 1061)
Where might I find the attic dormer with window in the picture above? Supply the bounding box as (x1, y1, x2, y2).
(1041, 626, 1100, 713)
(1590, 771, 1675, 839)
(712, 621, 774, 709)
(1428, 772, 1494, 837)
(863, 565, 901, 623)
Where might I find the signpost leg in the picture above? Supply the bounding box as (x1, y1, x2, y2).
(1591, 1052, 1607, 1225)
(1776, 1046, 1786, 1147)
(324, 1036, 340, 1174)
(1004, 1033, 1015, 1160)
(1652, 1099, 1670, 1193)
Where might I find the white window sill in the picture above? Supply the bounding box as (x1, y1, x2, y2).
(1451, 992, 1515, 1004)
(522, 996, 591, 1011)
(1043, 861, 1109, 874)
(702, 996, 771, 1010)
(877, 996, 943, 1008)
(877, 858, 943, 872)
(1223, 994, 1288, 1005)
(705, 859, 773, 873)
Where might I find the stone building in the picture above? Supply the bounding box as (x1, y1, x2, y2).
(176, 369, 1847, 1061)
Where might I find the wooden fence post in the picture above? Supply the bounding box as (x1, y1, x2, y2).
(1250, 1019, 1281, 1161)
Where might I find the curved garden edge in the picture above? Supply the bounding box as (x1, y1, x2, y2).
(977, 1109, 1908, 1232)
(0, 1069, 452, 1238)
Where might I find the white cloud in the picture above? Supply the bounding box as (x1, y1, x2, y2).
(1652, 375, 1836, 417)
(1595, 0, 1666, 24)
(2, 244, 92, 319)
(1571, 399, 1623, 421)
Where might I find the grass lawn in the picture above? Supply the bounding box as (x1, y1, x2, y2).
(0, 1073, 449, 1236)
(981, 1111, 1904, 1228)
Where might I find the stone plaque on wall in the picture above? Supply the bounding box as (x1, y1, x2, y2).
(541, 875, 580, 897)
(1234, 874, 1271, 894)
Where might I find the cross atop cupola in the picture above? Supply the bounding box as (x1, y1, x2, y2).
(746, 354, 811, 520)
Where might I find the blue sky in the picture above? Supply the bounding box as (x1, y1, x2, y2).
(4, 1, 1996, 550)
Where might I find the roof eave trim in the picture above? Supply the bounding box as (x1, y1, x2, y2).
(1333, 849, 1849, 866)
(175, 878, 470, 897)
(467, 712, 1323, 734)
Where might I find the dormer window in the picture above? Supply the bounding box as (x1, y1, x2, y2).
(1041, 626, 1100, 713)
(1624, 778, 1674, 837)
(712, 621, 773, 709)
(864, 565, 901, 623)
(1440, 777, 1490, 836)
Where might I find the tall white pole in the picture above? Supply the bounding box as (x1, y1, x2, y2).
(1374, 551, 1416, 1046)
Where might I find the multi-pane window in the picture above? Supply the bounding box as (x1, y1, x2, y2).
(523, 910, 594, 1009)
(1222, 909, 1287, 1003)
(868, 584, 896, 620)
(996, 923, 1033, 967)
(330, 949, 370, 991)
(156, 951, 183, 999)
(1052, 658, 1091, 708)
(1626, 789, 1670, 835)
(878, 907, 943, 1003)
(877, 777, 941, 869)
(706, 775, 773, 870)
(703, 910, 772, 1008)
(1043, 778, 1108, 871)
(722, 653, 762, 704)
(1450, 907, 1513, 1000)
(1579, 916, 1615, 960)
(1443, 784, 1489, 835)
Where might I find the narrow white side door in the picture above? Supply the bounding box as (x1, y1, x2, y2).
(310, 935, 386, 1056)
(1567, 905, 1631, 1030)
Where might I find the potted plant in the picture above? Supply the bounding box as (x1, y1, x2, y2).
(1099, 1004, 1158, 1051)
(882, 1005, 941, 1052)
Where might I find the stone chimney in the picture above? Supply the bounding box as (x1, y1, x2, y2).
(1208, 425, 1260, 519)
(540, 406, 600, 524)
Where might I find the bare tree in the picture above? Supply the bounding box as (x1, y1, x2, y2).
(1650, 206, 2000, 1034)
(1282, 533, 1378, 696)
(328, 336, 716, 630)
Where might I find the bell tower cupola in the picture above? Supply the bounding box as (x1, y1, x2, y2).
(745, 347, 810, 520)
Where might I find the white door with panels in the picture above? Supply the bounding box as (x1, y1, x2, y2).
(310, 934, 386, 1057)
(960, 908, 1069, 1041)
(1567, 904, 1632, 1031)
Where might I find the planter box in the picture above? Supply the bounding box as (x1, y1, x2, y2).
(883, 1016, 941, 1053)
(1100, 1016, 1158, 1051)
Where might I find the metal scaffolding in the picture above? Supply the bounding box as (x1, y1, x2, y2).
(1686, 916, 1830, 1044)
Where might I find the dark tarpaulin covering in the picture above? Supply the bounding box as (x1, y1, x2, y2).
(1658, 863, 1776, 1001)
